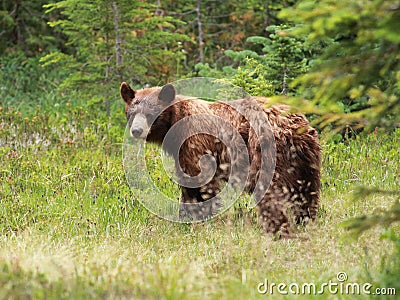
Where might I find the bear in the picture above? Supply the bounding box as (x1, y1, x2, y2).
(121, 82, 321, 237)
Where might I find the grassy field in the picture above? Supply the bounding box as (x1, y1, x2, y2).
(0, 105, 399, 299)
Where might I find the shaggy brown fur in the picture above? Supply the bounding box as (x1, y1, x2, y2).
(121, 82, 321, 237)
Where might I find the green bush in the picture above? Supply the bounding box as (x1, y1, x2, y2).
(0, 54, 70, 114)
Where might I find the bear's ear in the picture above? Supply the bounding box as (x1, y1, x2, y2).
(158, 84, 176, 104)
(120, 82, 135, 105)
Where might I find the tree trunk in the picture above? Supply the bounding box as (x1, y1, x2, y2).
(195, 0, 204, 63)
(281, 65, 288, 95)
(281, 54, 288, 95)
(111, 1, 122, 78)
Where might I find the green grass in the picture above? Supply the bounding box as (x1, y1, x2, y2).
(0, 105, 399, 299)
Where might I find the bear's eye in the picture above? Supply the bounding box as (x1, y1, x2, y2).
(126, 106, 136, 122)
(127, 105, 137, 115)
(126, 111, 136, 127)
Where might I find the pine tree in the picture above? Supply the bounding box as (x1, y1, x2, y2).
(280, 0, 400, 129)
(225, 24, 312, 95)
(159, 0, 299, 69)
(0, 0, 65, 55)
(40, 0, 189, 115)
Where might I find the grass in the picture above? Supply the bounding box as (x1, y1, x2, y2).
(0, 104, 399, 299)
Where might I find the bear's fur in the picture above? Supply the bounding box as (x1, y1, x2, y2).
(121, 82, 321, 237)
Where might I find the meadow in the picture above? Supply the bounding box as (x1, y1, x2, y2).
(0, 104, 399, 299)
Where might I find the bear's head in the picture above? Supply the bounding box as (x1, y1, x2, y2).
(120, 82, 176, 142)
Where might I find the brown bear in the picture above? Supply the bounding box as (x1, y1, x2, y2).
(121, 82, 321, 237)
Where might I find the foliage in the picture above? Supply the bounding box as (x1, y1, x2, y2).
(342, 188, 400, 237)
(40, 0, 190, 115)
(194, 23, 315, 97)
(280, 0, 400, 130)
(0, 54, 70, 114)
(194, 59, 274, 97)
(159, 0, 299, 67)
(228, 59, 275, 97)
(0, 0, 67, 56)
(225, 24, 314, 95)
(321, 129, 399, 195)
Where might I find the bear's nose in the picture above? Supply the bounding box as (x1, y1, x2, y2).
(131, 127, 143, 138)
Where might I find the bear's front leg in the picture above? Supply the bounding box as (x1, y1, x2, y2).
(179, 184, 222, 222)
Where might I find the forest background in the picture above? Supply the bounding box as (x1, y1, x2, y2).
(0, 0, 399, 298)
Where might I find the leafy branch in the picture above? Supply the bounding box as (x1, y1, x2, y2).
(342, 186, 400, 238)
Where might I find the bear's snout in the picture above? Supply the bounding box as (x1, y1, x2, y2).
(129, 113, 149, 139)
(131, 127, 143, 138)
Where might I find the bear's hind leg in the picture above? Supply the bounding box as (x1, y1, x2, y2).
(257, 191, 290, 238)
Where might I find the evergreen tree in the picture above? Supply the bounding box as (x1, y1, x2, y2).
(40, 0, 189, 114)
(0, 0, 66, 55)
(225, 24, 313, 94)
(280, 0, 400, 129)
(159, 0, 299, 69)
